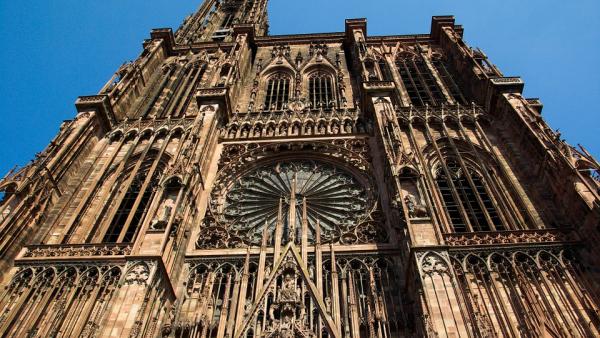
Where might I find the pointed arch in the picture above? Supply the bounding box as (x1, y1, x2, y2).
(434, 158, 503, 232)
(395, 52, 445, 106)
(263, 71, 292, 111)
(306, 69, 336, 109)
(102, 150, 170, 243)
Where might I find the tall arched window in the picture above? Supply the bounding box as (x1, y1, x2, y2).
(264, 72, 290, 110)
(103, 162, 162, 243)
(432, 57, 466, 105)
(436, 160, 504, 232)
(395, 55, 445, 106)
(378, 59, 393, 81)
(308, 71, 334, 108)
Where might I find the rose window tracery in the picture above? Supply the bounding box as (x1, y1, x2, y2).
(208, 160, 376, 246)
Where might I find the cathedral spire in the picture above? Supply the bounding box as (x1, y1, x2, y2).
(175, 0, 269, 44)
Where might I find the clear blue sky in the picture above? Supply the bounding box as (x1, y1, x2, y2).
(0, 0, 598, 176)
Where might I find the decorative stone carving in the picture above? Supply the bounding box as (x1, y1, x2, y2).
(150, 196, 176, 231)
(420, 253, 449, 275)
(22, 243, 132, 258)
(125, 263, 151, 285)
(201, 158, 387, 248)
(404, 193, 428, 218)
(443, 229, 577, 247)
(224, 107, 369, 140)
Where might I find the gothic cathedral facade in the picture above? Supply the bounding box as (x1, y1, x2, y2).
(0, 1, 599, 337)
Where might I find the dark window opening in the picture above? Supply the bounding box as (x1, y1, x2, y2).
(437, 174, 467, 232)
(103, 169, 160, 243)
(396, 57, 446, 106)
(264, 73, 290, 110)
(309, 72, 334, 108)
(415, 59, 445, 104)
(436, 160, 503, 232)
(378, 59, 393, 81)
(432, 58, 467, 105)
(472, 175, 504, 230)
(455, 174, 489, 231)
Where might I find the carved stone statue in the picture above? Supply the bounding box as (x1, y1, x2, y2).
(151, 196, 176, 230)
(279, 274, 297, 302)
(404, 194, 428, 218)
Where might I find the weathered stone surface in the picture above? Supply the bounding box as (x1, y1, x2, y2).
(0, 1, 598, 337)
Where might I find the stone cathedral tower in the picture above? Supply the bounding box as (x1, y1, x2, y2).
(0, 0, 599, 337)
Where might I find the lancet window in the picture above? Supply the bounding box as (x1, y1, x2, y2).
(435, 160, 503, 232)
(308, 71, 334, 108)
(378, 59, 394, 81)
(102, 161, 162, 243)
(264, 72, 291, 111)
(395, 55, 445, 106)
(432, 57, 467, 105)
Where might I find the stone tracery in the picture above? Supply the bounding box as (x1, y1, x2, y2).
(199, 158, 387, 248)
(0, 2, 597, 337)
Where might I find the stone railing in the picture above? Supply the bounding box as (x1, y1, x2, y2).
(230, 107, 360, 125)
(222, 107, 368, 140)
(363, 80, 395, 93)
(444, 228, 578, 247)
(395, 103, 485, 123)
(490, 77, 523, 85)
(21, 243, 132, 259)
(490, 76, 524, 93)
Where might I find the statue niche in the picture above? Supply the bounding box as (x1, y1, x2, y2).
(262, 260, 315, 338)
(150, 179, 181, 231)
(399, 167, 428, 219)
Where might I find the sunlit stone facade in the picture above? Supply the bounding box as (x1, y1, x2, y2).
(0, 1, 599, 337)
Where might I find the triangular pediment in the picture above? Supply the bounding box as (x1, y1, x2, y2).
(235, 243, 340, 338)
(299, 55, 338, 74)
(261, 55, 297, 76)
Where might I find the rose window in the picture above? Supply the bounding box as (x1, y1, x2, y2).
(210, 160, 372, 245)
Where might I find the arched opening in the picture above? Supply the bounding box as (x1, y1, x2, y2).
(103, 157, 165, 243)
(308, 71, 334, 109)
(264, 72, 291, 110)
(435, 159, 503, 232)
(395, 54, 445, 106)
(378, 59, 393, 81)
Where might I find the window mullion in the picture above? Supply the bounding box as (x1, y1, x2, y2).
(436, 60, 467, 104)
(324, 76, 329, 108)
(265, 80, 273, 110)
(428, 151, 475, 233)
(275, 78, 282, 110)
(414, 59, 436, 106)
(99, 138, 156, 243)
(454, 174, 483, 231)
(404, 61, 425, 106)
(318, 75, 323, 107)
(452, 152, 496, 231)
(117, 144, 168, 243)
(282, 78, 288, 108)
(311, 76, 319, 108)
